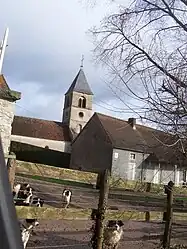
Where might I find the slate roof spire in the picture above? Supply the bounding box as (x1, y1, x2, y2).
(65, 61, 93, 95)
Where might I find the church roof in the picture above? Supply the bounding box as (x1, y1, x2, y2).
(12, 116, 71, 142)
(65, 68, 93, 95)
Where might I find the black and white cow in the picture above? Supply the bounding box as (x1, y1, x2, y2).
(62, 189, 72, 208)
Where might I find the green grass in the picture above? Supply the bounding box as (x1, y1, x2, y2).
(16, 173, 94, 189)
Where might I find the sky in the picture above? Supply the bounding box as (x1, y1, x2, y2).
(0, 0, 142, 123)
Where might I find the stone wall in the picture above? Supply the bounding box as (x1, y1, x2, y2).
(16, 160, 97, 184)
(0, 98, 15, 156)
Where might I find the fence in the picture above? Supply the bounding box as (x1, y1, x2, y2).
(14, 170, 187, 249)
(3, 148, 187, 249)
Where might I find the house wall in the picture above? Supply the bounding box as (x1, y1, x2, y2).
(11, 135, 71, 153)
(145, 161, 181, 186)
(70, 115, 113, 173)
(111, 148, 149, 181)
(0, 99, 15, 156)
(111, 148, 182, 186)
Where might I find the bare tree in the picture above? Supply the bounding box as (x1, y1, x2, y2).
(89, 0, 187, 138)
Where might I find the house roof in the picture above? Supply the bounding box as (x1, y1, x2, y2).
(0, 74, 10, 90)
(95, 113, 185, 163)
(65, 68, 93, 95)
(12, 116, 71, 142)
(0, 74, 21, 101)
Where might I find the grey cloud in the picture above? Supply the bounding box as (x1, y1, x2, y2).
(0, 0, 125, 120)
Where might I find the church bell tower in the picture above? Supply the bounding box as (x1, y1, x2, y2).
(62, 61, 94, 139)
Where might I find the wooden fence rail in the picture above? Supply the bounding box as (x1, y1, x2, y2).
(15, 206, 187, 221)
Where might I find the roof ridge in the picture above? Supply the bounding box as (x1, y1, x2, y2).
(96, 112, 171, 135)
(14, 115, 65, 125)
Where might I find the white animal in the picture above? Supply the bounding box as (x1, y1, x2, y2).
(13, 183, 30, 201)
(23, 191, 33, 205)
(20, 223, 34, 249)
(103, 220, 124, 249)
(62, 189, 72, 208)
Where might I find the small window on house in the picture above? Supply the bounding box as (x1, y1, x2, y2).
(114, 152, 119, 159)
(130, 153, 136, 160)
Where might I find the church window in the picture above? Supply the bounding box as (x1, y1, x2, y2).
(79, 124, 82, 132)
(82, 98, 86, 108)
(79, 112, 84, 118)
(76, 124, 82, 133)
(78, 96, 86, 108)
(78, 98, 82, 107)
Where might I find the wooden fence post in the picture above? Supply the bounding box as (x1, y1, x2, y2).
(145, 182, 151, 221)
(163, 181, 174, 249)
(7, 152, 16, 191)
(94, 169, 110, 249)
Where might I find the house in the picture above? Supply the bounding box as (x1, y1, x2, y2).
(70, 113, 187, 185)
(0, 74, 21, 157)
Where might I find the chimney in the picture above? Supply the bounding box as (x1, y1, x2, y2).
(128, 118, 136, 130)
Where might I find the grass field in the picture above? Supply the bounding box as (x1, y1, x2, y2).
(16, 173, 94, 189)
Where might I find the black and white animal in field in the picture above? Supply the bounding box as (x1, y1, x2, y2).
(103, 220, 124, 249)
(19, 221, 37, 249)
(25, 197, 44, 229)
(14, 184, 33, 206)
(13, 183, 30, 199)
(91, 220, 124, 249)
(14, 183, 44, 247)
(62, 189, 72, 208)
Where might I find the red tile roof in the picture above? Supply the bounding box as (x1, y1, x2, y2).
(12, 116, 71, 142)
(0, 74, 9, 90)
(96, 113, 185, 163)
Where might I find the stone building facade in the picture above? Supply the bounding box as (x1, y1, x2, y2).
(0, 75, 21, 157)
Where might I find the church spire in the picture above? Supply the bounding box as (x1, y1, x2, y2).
(80, 55, 84, 68)
(65, 60, 93, 95)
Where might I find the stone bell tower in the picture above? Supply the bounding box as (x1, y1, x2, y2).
(62, 62, 94, 139)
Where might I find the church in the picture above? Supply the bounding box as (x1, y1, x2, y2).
(11, 66, 93, 154)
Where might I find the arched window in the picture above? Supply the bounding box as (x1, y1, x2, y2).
(78, 98, 82, 107)
(78, 96, 86, 108)
(82, 98, 86, 108)
(79, 124, 82, 132)
(76, 124, 82, 133)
